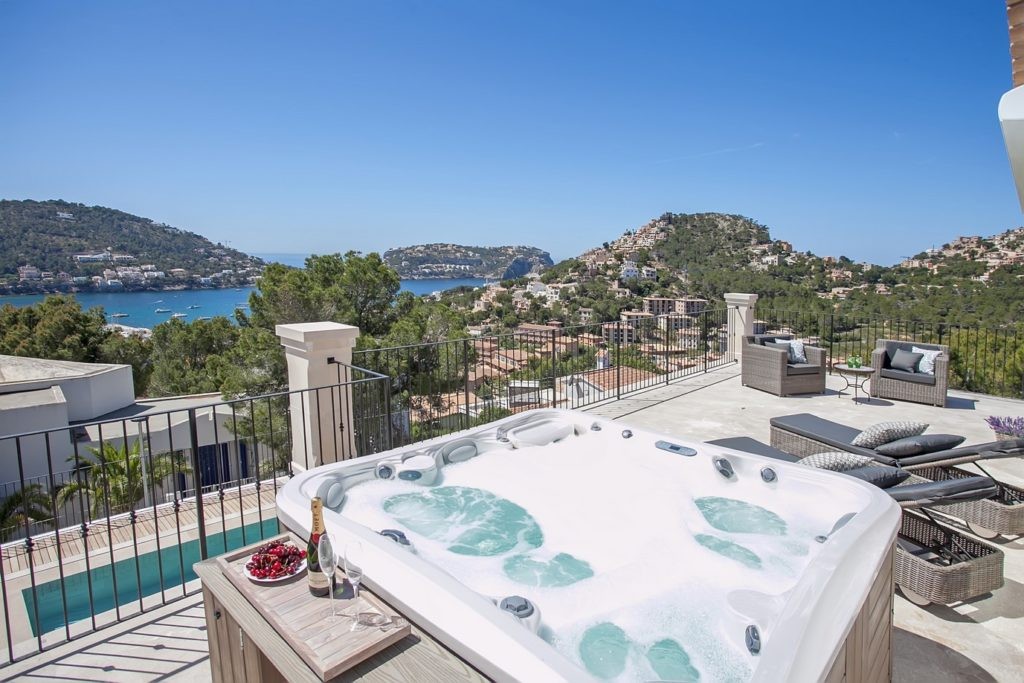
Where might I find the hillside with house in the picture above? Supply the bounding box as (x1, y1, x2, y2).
(0, 200, 264, 293)
(438, 212, 1024, 332)
(382, 243, 553, 280)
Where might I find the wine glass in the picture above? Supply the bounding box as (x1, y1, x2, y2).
(318, 533, 338, 619)
(344, 540, 364, 599)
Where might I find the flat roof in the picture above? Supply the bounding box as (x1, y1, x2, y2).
(0, 355, 126, 384)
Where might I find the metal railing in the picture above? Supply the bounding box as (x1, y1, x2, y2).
(353, 308, 734, 445)
(757, 309, 1024, 398)
(0, 362, 391, 664)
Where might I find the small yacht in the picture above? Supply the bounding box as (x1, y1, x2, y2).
(110, 312, 129, 318)
(171, 312, 187, 319)
(155, 308, 172, 313)
(188, 304, 201, 309)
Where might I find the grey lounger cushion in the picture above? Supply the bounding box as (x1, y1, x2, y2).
(888, 477, 997, 506)
(708, 437, 800, 462)
(769, 413, 882, 457)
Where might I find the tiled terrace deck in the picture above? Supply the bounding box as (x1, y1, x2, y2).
(4, 365, 1023, 682)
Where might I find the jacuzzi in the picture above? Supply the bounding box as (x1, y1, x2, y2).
(277, 409, 900, 682)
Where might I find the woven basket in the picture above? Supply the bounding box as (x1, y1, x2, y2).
(895, 512, 1003, 605)
(910, 466, 1024, 535)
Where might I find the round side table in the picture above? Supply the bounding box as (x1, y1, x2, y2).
(834, 364, 874, 404)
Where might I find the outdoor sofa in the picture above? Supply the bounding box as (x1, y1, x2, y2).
(871, 339, 950, 407)
(741, 334, 826, 396)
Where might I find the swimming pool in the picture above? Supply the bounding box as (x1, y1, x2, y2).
(277, 410, 899, 681)
(24, 518, 279, 637)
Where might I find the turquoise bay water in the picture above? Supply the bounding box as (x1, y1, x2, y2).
(23, 518, 279, 637)
(0, 277, 488, 328)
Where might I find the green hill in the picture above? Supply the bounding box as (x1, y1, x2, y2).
(0, 199, 263, 291)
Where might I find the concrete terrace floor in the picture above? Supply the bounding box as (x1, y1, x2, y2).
(4, 364, 1024, 682)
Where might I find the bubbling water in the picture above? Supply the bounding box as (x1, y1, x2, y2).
(339, 431, 837, 681)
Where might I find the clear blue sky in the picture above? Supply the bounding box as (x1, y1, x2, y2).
(0, 1, 1019, 265)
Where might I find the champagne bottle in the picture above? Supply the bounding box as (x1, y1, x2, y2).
(307, 497, 330, 596)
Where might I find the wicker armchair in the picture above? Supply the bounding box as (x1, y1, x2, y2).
(870, 339, 949, 407)
(741, 335, 826, 396)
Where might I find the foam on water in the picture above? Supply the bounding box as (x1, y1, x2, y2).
(340, 430, 840, 681)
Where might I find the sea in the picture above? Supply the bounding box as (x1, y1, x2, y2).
(0, 262, 488, 330)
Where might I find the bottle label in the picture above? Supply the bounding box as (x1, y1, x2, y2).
(308, 568, 330, 591)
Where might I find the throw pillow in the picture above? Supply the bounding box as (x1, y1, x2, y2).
(787, 339, 807, 363)
(911, 346, 941, 376)
(798, 451, 874, 471)
(850, 421, 929, 449)
(891, 349, 923, 373)
(842, 465, 911, 488)
(874, 433, 966, 457)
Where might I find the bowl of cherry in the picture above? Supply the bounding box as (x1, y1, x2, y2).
(243, 541, 307, 583)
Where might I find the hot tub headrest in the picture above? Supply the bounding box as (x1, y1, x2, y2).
(441, 439, 479, 464)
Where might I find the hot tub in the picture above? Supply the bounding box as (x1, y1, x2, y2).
(277, 409, 900, 682)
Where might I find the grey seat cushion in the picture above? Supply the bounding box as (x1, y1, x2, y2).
(880, 368, 936, 386)
(786, 362, 821, 376)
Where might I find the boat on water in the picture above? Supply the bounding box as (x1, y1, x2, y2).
(155, 308, 172, 313)
(187, 304, 201, 309)
(197, 316, 212, 321)
(171, 312, 187, 319)
(110, 312, 129, 318)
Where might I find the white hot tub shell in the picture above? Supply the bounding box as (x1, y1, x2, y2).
(277, 409, 900, 682)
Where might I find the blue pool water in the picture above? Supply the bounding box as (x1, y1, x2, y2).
(23, 518, 279, 637)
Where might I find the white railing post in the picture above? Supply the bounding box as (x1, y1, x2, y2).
(276, 322, 361, 473)
(724, 293, 758, 360)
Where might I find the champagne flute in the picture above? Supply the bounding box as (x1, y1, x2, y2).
(318, 532, 338, 619)
(344, 540, 364, 599)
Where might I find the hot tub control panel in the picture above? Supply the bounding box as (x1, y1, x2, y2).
(655, 440, 698, 457)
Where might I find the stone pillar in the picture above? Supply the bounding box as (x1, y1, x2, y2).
(724, 293, 758, 361)
(276, 322, 360, 473)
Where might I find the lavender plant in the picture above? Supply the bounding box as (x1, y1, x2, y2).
(984, 415, 1024, 438)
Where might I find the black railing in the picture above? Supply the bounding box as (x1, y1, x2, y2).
(353, 308, 734, 445)
(757, 309, 1024, 398)
(0, 362, 390, 664)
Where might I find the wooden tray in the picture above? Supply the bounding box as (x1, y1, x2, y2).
(215, 532, 411, 681)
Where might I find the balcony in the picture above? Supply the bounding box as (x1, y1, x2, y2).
(2, 308, 1023, 681)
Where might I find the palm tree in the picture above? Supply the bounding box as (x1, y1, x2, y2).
(0, 484, 52, 541)
(56, 442, 188, 519)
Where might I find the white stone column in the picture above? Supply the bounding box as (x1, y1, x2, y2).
(724, 293, 758, 360)
(276, 322, 360, 473)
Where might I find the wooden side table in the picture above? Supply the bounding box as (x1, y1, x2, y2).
(194, 531, 486, 683)
(834, 364, 874, 404)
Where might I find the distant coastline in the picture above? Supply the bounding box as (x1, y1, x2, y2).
(0, 277, 489, 328)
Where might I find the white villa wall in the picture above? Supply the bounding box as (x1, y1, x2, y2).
(0, 388, 75, 486)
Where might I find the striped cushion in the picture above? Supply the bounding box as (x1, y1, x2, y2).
(799, 451, 874, 472)
(850, 421, 928, 449)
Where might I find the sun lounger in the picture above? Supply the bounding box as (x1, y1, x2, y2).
(766, 413, 1024, 536)
(709, 436, 1004, 605)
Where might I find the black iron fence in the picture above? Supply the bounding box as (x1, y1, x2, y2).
(353, 308, 734, 445)
(757, 309, 1024, 398)
(0, 362, 390, 664)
